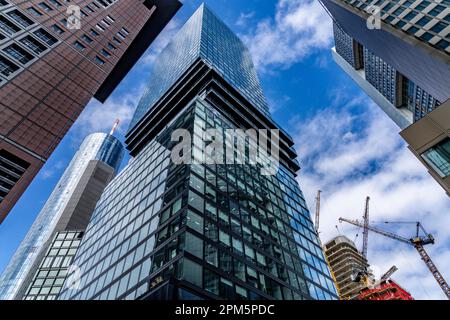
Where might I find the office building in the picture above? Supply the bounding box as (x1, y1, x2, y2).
(324, 236, 372, 300)
(0, 131, 124, 300)
(58, 4, 338, 301)
(321, 0, 450, 195)
(0, 0, 181, 221)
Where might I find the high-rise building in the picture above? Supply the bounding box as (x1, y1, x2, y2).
(58, 5, 338, 301)
(321, 0, 450, 195)
(324, 236, 372, 300)
(0, 131, 124, 300)
(0, 0, 181, 221)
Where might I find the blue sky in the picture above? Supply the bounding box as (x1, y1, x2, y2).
(1, 0, 449, 299)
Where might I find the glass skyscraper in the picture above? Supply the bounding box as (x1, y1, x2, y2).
(0, 132, 124, 300)
(322, 0, 450, 196)
(58, 4, 338, 301)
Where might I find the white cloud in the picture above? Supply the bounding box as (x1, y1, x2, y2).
(242, 0, 333, 71)
(292, 91, 450, 300)
(236, 11, 256, 27)
(72, 85, 145, 138)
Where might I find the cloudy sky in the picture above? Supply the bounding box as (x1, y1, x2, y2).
(1, 0, 449, 300)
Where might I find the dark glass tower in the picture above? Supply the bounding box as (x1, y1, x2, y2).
(58, 4, 338, 300)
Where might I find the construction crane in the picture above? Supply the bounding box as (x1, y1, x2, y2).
(339, 218, 450, 299)
(314, 190, 321, 233)
(362, 196, 370, 259)
(380, 265, 398, 282)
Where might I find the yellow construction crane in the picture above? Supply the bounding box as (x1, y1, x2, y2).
(339, 218, 450, 300)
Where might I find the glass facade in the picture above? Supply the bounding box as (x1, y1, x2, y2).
(422, 138, 450, 177)
(0, 133, 124, 300)
(333, 21, 441, 123)
(335, 0, 450, 53)
(129, 4, 271, 131)
(22, 231, 83, 300)
(59, 4, 338, 301)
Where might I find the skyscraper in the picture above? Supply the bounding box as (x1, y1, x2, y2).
(0, 0, 181, 221)
(321, 0, 450, 195)
(324, 236, 372, 300)
(0, 131, 124, 300)
(58, 4, 338, 301)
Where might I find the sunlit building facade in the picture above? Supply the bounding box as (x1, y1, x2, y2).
(0, 132, 124, 300)
(58, 5, 338, 301)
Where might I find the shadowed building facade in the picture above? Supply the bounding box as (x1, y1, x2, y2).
(58, 5, 338, 301)
(0, 0, 181, 221)
(321, 0, 450, 196)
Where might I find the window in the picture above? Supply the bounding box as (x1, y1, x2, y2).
(100, 49, 111, 58)
(205, 244, 218, 267)
(27, 7, 43, 17)
(0, 16, 20, 34)
(180, 258, 202, 288)
(73, 40, 86, 51)
(90, 28, 99, 37)
(51, 24, 64, 34)
(430, 22, 448, 34)
(4, 44, 34, 64)
(184, 232, 203, 259)
(0, 55, 19, 76)
(219, 229, 230, 247)
(82, 34, 93, 43)
(95, 56, 106, 65)
(107, 42, 117, 51)
(49, 0, 62, 8)
(188, 191, 203, 213)
(422, 138, 450, 177)
(7, 10, 34, 28)
(186, 210, 203, 234)
(204, 269, 219, 295)
(38, 2, 53, 12)
(34, 28, 57, 45)
(112, 36, 122, 44)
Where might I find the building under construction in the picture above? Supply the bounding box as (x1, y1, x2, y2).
(358, 280, 414, 301)
(324, 236, 372, 299)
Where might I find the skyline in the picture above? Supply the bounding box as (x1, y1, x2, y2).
(1, 0, 449, 300)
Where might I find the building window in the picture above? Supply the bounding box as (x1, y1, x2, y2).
(100, 49, 111, 58)
(34, 28, 57, 46)
(7, 10, 34, 28)
(4, 43, 34, 64)
(49, 0, 62, 8)
(82, 34, 93, 43)
(107, 42, 117, 51)
(0, 55, 19, 76)
(90, 28, 99, 37)
(51, 24, 64, 34)
(73, 40, 86, 51)
(422, 138, 450, 177)
(95, 56, 106, 65)
(112, 36, 122, 44)
(27, 7, 43, 17)
(38, 2, 53, 12)
(19, 36, 47, 54)
(0, 15, 20, 34)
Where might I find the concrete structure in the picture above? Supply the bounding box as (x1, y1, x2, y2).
(358, 279, 414, 300)
(0, 132, 124, 300)
(400, 100, 450, 196)
(0, 0, 181, 221)
(324, 236, 371, 300)
(322, 0, 450, 196)
(58, 5, 338, 301)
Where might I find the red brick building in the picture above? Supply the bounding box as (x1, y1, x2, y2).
(0, 0, 181, 221)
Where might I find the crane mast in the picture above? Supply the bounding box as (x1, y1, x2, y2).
(315, 190, 321, 233)
(362, 196, 370, 259)
(339, 217, 450, 299)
